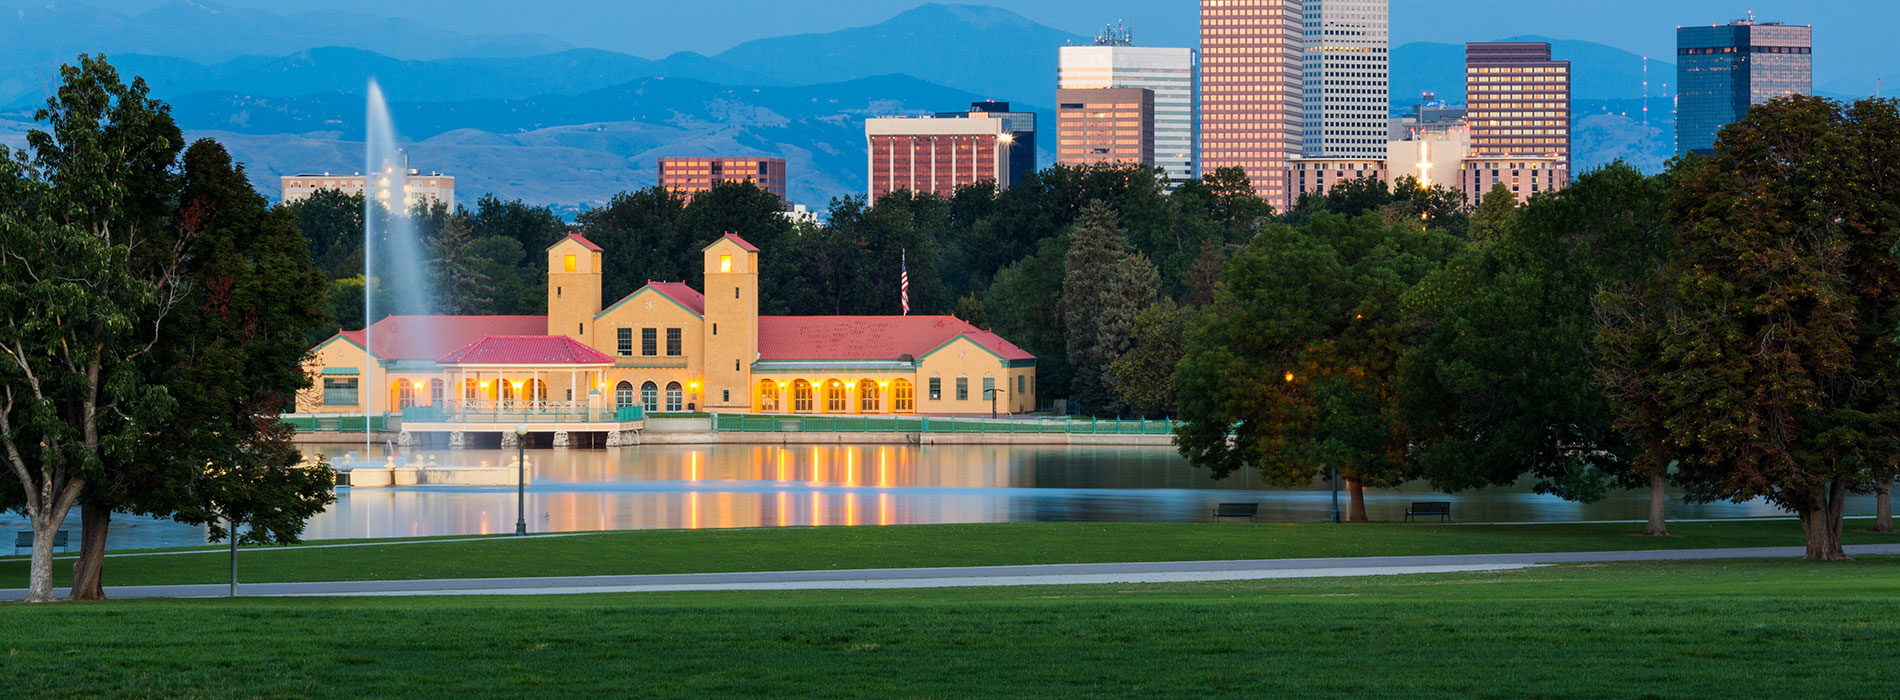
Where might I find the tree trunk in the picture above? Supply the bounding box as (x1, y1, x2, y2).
(1798, 481, 1851, 561)
(1642, 472, 1670, 536)
(1346, 478, 1368, 522)
(1874, 479, 1894, 535)
(67, 503, 111, 601)
(22, 483, 84, 603)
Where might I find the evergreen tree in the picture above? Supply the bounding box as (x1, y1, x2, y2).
(423, 202, 493, 315)
(1108, 300, 1200, 415)
(1467, 183, 1520, 244)
(1061, 201, 1134, 414)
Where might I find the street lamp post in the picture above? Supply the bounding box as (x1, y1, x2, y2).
(984, 388, 1001, 419)
(515, 423, 529, 536)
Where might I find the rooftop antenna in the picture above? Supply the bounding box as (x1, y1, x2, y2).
(1096, 20, 1134, 47)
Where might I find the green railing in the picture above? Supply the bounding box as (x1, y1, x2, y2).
(400, 404, 644, 424)
(281, 414, 389, 432)
(712, 414, 1172, 435)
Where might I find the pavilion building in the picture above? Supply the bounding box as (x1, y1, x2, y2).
(297, 233, 1037, 445)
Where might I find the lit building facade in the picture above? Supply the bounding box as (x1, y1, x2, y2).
(1302, 0, 1389, 160)
(297, 233, 1038, 442)
(1287, 157, 1386, 200)
(280, 170, 455, 210)
(658, 157, 789, 206)
(1199, 0, 1305, 211)
(1058, 43, 1198, 187)
(1676, 19, 1812, 156)
(1056, 88, 1157, 167)
(1384, 125, 1469, 192)
(865, 102, 1036, 203)
(1457, 156, 1569, 206)
(1465, 42, 1571, 170)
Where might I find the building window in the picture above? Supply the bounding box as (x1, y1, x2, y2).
(820, 381, 844, 412)
(1017, 374, 1026, 394)
(394, 381, 418, 409)
(859, 379, 880, 412)
(956, 376, 969, 401)
(893, 380, 914, 413)
(641, 381, 659, 412)
(759, 380, 780, 412)
(720, 255, 732, 273)
(617, 328, 632, 356)
(564, 255, 576, 272)
(616, 381, 634, 408)
(982, 375, 995, 400)
(666, 328, 682, 357)
(323, 378, 358, 406)
(722, 389, 730, 403)
(642, 328, 658, 356)
(793, 380, 813, 413)
(665, 382, 683, 412)
(928, 376, 942, 401)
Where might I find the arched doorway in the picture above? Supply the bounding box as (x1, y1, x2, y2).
(665, 381, 683, 412)
(615, 381, 635, 408)
(858, 378, 880, 413)
(824, 380, 846, 413)
(892, 379, 914, 413)
(792, 380, 813, 413)
(641, 381, 659, 412)
(758, 379, 780, 412)
(391, 380, 417, 409)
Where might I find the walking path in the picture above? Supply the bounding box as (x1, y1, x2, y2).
(9, 544, 1897, 600)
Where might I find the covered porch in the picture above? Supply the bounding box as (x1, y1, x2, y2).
(399, 335, 643, 447)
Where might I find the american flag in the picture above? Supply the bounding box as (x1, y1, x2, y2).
(900, 250, 910, 315)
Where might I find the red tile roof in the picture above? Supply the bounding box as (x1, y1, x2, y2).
(706, 232, 759, 252)
(647, 282, 706, 315)
(435, 336, 615, 365)
(550, 232, 602, 252)
(337, 316, 547, 360)
(758, 316, 1035, 362)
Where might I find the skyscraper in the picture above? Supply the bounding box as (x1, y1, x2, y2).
(1301, 0, 1388, 159)
(657, 157, 788, 207)
(1676, 19, 1812, 156)
(864, 102, 1036, 203)
(1056, 88, 1157, 167)
(1465, 42, 1571, 169)
(1059, 28, 1197, 188)
(1199, 0, 1305, 211)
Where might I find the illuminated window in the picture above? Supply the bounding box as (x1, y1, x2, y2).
(859, 379, 879, 412)
(564, 255, 577, 272)
(720, 255, 732, 273)
(826, 381, 847, 412)
(793, 380, 813, 412)
(759, 380, 780, 412)
(893, 380, 914, 413)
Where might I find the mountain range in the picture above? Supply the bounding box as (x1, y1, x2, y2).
(0, 1, 1693, 211)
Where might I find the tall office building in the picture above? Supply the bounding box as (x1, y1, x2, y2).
(1059, 28, 1197, 188)
(1056, 88, 1157, 167)
(1676, 18, 1812, 156)
(658, 157, 788, 207)
(865, 102, 1036, 203)
(1465, 42, 1571, 169)
(1301, 0, 1388, 159)
(1199, 0, 1305, 211)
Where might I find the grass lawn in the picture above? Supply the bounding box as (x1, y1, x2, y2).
(3, 558, 1898, 698)
(3, 519, 1896, 588)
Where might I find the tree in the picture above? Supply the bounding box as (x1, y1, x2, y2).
(1174, 213, 1461, 520)
(1605, 96, 1900, 560)
(0, 55, 186, 602)
(421, 201, 493, 315)
(1061, 201, 1136, 414)
(1108, 300, 1200, 415)
(1466, 183, 1519, 245)
(1094, 252, 1160, 406)
(1404, 163, 1675, 534)
(69, 139, 336, 599)
(289, 188, 365, 279)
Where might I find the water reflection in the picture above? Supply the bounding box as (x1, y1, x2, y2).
(2, 443, 1871, 551)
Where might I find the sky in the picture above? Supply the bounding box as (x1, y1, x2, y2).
(86, 0, 1897, 90)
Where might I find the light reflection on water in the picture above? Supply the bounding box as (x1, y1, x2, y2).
(4, 443, 1866, 551)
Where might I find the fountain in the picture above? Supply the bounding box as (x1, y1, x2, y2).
(362, 79, 438, 457)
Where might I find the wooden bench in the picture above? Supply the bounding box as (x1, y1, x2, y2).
(1212, 503, 1259, 522)
(1405, 501, 1452, 522)
(12, 530, 70, 555)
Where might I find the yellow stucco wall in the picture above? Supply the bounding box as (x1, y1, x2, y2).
(547, 237, 603, 343)
(915, 336, 1031, 414)
(701, 237, 758, 413)
(596, 285, 709, 411)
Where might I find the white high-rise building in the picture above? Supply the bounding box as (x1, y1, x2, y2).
(1301, 0, 1389, 159)
(1059, 41, 1198, 188)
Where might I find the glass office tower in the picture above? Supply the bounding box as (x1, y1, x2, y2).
(1677, 19, 1812, 156)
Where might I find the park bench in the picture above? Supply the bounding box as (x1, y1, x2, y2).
(1405, 501, 1452, 522)
(12, 530, 70, 555)
(1212, 502, 1260, 522)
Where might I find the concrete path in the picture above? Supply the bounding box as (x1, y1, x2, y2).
(8, 544, 1898, 600)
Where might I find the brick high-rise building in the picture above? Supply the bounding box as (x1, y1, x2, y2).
(1059, 33, 1197, 188)
(1465, 42, 1571, 170)
(1056, 88, 1156, 167)
(1199, 0, 1305, 211)
(658, 157, 788, 206)
(1676, 18, 1812, 156)
(865, 102, 1036, 203)
(1302, 0, 1388, 160)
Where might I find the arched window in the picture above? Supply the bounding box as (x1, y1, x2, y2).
(892, 379, 914, 413)
(616, 381, 635, 409)
(393, 380, 417, 409)
(859, 379, 880, 413)
(758, 380, 780, 412)
(825, 380, 846, 413)
(641, 381, 659, 412)
(461, 378, 483, 405)
(665, 381, 684, 412)
(792, 380, 813, 413)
